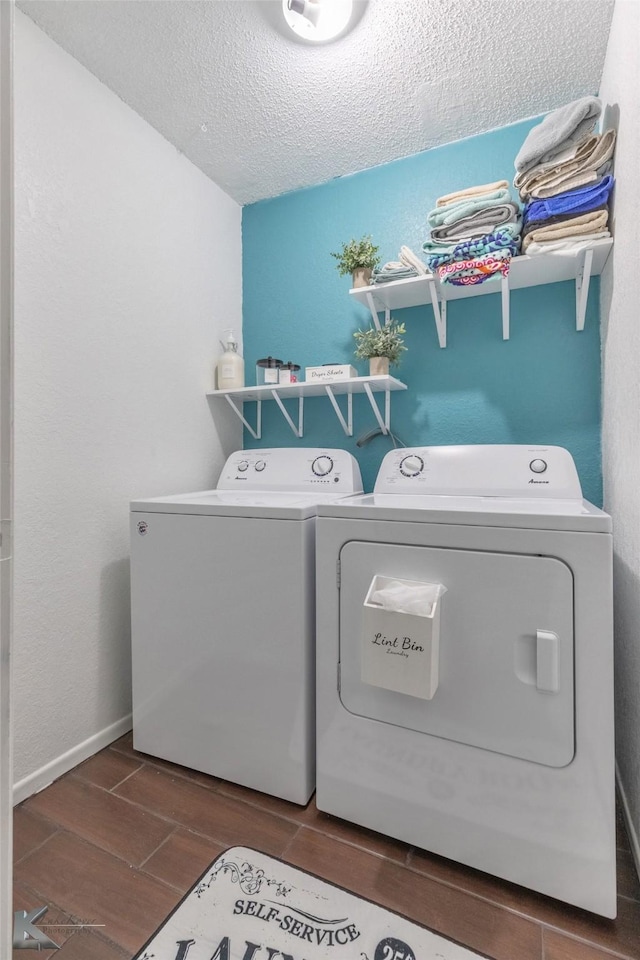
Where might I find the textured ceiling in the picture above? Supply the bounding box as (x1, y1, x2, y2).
(17, 0, 616, 205)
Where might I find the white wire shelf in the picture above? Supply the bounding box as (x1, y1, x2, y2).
(207, 375, 407, 439)
(349, 238, 613, 347)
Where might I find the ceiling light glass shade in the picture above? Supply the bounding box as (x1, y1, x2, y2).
(282, 0, 354, 43)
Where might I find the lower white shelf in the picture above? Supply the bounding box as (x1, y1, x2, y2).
(207, 375, 407, 439)
(350, 238, 613, 347)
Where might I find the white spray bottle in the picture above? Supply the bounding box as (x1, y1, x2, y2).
(217, 329, 244, 390)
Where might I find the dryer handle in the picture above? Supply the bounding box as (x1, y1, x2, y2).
(536, 629, 560, 694)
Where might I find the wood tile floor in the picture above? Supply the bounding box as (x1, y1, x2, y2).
(12, 733, 640, 960)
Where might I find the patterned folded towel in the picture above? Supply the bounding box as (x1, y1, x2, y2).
(436, 180, 510, 208)
(525, 232, 611, 256)
(437, 250, 512, 287)
(428, 188, 512, 228)
(523, 175, 614, 225)
(521, 210, 609, 252)
(425, 228, 521, 271)
(427, 204, 521, 245)
(515, 96, 602, 174)
(515, 130, 616, 200)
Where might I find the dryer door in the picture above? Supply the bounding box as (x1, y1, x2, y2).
(339, 541, 574, 767)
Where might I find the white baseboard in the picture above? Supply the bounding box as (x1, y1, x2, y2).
(12, 714, 133, 805)
(616, 762, 640, 881)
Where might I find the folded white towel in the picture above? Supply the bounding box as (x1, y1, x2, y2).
(525, 231, 610, 256)
(436, 180, 510, 207)
(515, 138, 590, 179)
(399, 245, 429, 275)
(522, 210, 609, 251)
(514, 130, 616, 200)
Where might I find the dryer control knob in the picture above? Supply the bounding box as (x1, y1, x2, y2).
(237, 460, 249, 472)
(312, 455, 334, 476)
(254, 460, 266, 472)
(529, 459, 548, 474)
(400, 455, 424, 477)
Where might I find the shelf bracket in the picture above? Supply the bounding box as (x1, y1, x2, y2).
(363, 292, 390, 331)
(363, 382, 390, 436)
(224, 395, 261, 440)
(575, 247, 594, 332)
(271, 390, 304, 438)
(325, 385, 353, 436)
(427, 278, 447, 348)
(501, 273, 510, 341)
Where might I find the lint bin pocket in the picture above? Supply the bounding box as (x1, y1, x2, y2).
(361, 575, 446, 700)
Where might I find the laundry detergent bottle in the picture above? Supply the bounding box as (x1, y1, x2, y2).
(216, 329, 244, 390)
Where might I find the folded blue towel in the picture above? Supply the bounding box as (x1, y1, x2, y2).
(523, 175, 614, 225)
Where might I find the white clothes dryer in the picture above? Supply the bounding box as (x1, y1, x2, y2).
(315, 445, 615, 916)
(130, 447, 362, 805)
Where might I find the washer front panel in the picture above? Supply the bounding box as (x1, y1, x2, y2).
(131, 512, 316, 803)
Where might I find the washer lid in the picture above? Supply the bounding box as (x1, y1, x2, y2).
(317, 493, 611, 533)
(130, 489, 360, 520)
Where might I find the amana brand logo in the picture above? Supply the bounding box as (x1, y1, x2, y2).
(528, 478, 549, 484)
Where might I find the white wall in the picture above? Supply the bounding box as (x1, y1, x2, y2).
(12, 10, 242, 798)
(599, 0, 640, 865)
(0, 3, 14, 954)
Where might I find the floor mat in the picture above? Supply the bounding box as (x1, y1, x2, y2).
(133, 845, 487, 960)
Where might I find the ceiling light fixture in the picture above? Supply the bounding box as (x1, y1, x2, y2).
(282, 0, 354, 44)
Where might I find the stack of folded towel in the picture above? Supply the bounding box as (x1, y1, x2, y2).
(421, 181, 521, 285)
(514, 97, 616, 256)
(371, 245, 429, 284)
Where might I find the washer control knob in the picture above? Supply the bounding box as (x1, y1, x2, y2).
(400, 455, 424, 477)
(529, 459, 548, 474)
(237, 460, 249, 472)
(312, 455, 334, 477)
(254, 460, 266, 472)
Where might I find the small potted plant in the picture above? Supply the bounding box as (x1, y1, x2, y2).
(353, 317, 407, 376)
(330, 235, 381, 288)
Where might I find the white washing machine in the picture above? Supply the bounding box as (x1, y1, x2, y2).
(130, 447, 362, 805)
(315, 445, 615, 916)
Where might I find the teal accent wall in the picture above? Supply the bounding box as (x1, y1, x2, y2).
(242, 118, 602, 503)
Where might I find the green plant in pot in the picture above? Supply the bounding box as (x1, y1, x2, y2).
(353, 317, 407, 376)
(330, 235, 381, 288)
